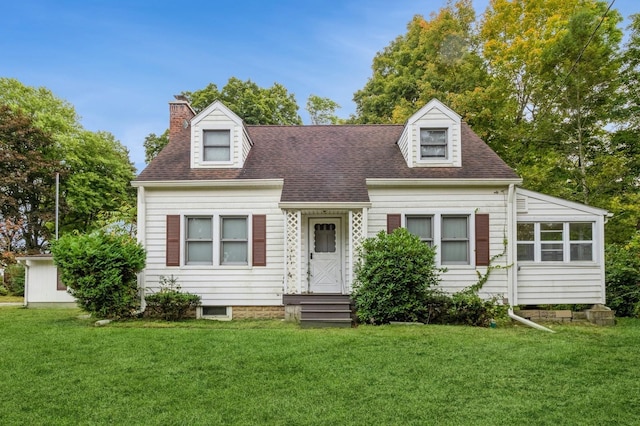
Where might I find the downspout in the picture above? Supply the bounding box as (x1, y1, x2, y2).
(508, 309, 555, 333)
(506, 185, 555, 333)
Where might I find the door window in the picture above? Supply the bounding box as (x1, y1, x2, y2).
(314, 223, 336, 253)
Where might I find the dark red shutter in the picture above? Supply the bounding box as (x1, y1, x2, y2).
(252, 215, 267, 267)
(166, 215, 180, 266)
(56, 268, 66, 291)
(475, 214, 490, 266)
(387, 214, 401, 234)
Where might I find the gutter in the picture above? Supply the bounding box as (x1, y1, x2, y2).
(508, 309, 555, 333)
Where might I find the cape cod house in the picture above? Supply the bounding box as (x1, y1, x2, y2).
(132, 98, 609, 324)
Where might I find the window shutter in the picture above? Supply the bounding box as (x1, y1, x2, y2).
(387, 214, 401, 234)
(56, 268, 66, 291)
(166, 215, 180, 267)
(252, 215, 267, 267)
(475, 214, 490, 266)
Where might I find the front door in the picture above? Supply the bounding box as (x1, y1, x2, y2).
(309, 218, 342, 293)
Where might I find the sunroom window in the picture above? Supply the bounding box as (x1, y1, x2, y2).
(516, 222, 594, 263)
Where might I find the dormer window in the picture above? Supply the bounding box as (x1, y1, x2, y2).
(420, 128, 447, 159)
(203, 130, 231, 162)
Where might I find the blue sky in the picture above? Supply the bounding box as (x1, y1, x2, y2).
(1, 1, 637, 172)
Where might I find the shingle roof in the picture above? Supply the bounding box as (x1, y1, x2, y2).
(135, 123, 519, 202)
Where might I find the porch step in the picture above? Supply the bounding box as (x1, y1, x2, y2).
(291, 295, 354, 328)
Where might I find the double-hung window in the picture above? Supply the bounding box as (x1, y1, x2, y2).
(406, 215, 433, 246)
(517, 222, 594, 262)
(203, 129, 231, 162)
(441, 216, 469, 264)
(420, 128, 447, 159)
(220, 216, 248, 265)
(186, 217, 213, 264)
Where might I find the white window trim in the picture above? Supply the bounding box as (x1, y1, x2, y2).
(414, 122, 454, 167)
(219, 215, 249, 266)
(401, 210, 476, 268)
(516, 221, 597, 264)
(198, 125, 235, 167)
(181, 212, 253, 269)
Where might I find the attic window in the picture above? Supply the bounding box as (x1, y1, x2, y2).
(420, 129, 447, 159)
(203, 129, 230, 162)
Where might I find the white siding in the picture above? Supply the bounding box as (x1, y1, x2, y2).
(367, 186, 511, 299)
(397, 127, 410, 166)
(142, 186, 284, 306)
(406, 100, 462, 168)
(515, 189, 607, 305)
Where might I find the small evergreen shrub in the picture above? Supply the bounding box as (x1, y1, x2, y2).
(145, 275, 201, 321)
(445, 290, 507, 327)
(605, 234, 640, 317)
(352, 228, 441, 324)
(0, 285, 8, 296)
(51, 230, 146, 319)
(3, 263, 25, 296)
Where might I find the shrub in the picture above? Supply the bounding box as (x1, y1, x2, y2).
(51, 230, 146, 319)
(352, 228, 441, 324)
(3, 263, 25, 296)
(605, 234, 640, 317)
(445, 290, 508, 327)
(0, 285, 8, 296)
(145, 275, 201, 321)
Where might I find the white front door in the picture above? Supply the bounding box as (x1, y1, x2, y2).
(309, 218, 343, 293)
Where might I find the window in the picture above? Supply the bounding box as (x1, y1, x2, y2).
(203, 129, 230, 162)
(420, 128, 447, 159)
(570, 223, 593, 261)
(200, 306, 231, 320)
(314, 223, 336, 253)
(441, 216, 469, 264)
(516, 223, 535, 261)
(220, 216, 248, 265)
(540, 222, 563, 261)
(186, 217, 213, 264)
(516, 222, 594, 263)
(406, 215, 433, 245)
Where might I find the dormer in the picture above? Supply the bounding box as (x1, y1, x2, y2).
(397, 99, 462, 168)
(190, 100, 253, 169)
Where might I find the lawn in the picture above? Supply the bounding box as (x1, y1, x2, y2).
(1, 307, 639, 425)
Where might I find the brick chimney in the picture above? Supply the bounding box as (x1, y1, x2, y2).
(169, 96, 196, 143)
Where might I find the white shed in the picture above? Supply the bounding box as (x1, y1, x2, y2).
(18, 255, 76, 307)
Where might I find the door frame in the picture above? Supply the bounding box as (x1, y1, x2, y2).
(307, 217, 345, 294)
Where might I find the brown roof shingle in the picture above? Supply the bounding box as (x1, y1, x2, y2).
(135, 123, 519, 202)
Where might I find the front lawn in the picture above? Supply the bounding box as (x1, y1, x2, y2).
(1, 307, 638, 425)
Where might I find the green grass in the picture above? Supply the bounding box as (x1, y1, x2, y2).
(1, 307, 639, 425)
(0, 295, 23, 303)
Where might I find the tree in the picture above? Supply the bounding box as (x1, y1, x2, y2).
(143, 129, 169, 164)
(305, 95, 341, 124)
(144, 78, 303, 162)
(352, 0, 491, 129)
(0, 105, 61, 252)
(184, 77, 302, 124)
(0, 78, 137, 244)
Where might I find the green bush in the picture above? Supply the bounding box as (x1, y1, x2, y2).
(605, 234, 640, 317)
(145, 275, 201, 321)
(352, 228, 441, 324)
(0, 285, 8, 296)
(422, 289, 508, 327)
(51, 230, 146, 319)
(3, 263, 25, 296)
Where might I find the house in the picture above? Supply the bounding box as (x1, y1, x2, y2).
(17, 254, 76, 308)
(132, 98, 609, 323)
